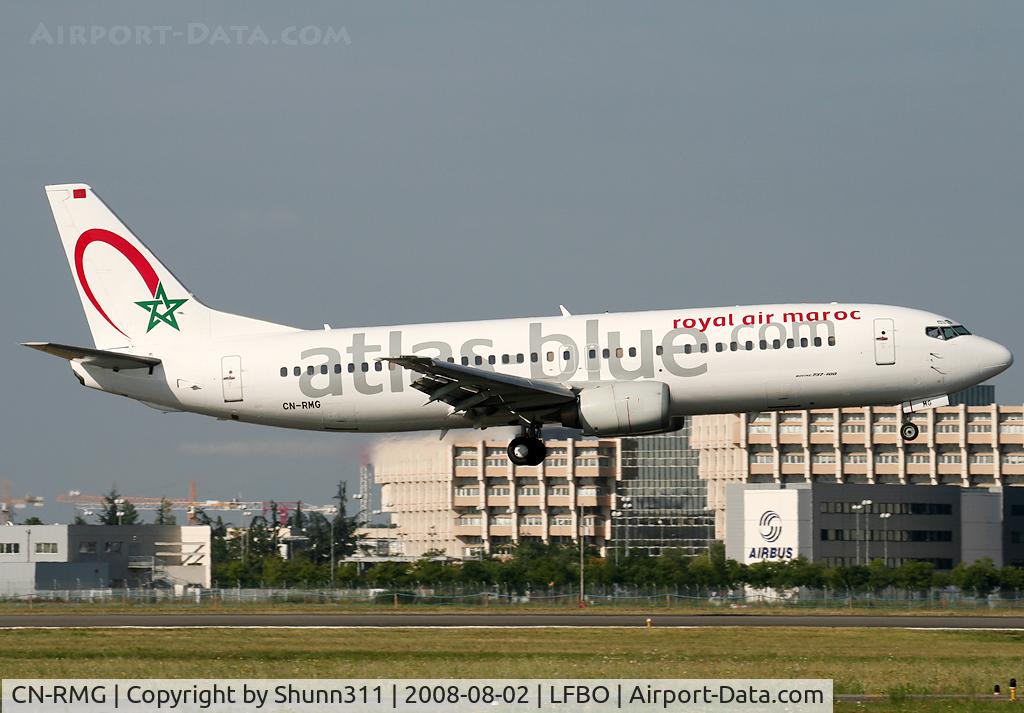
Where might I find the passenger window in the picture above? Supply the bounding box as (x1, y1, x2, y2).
(280, 367, 287, 377)
(348, 363, 355, 373)
(730, 342, 738, 352)
(502, 354, 510, 364)
(684, 344, 692, 354)
(374, 361, 383, 371)
(800, 338, 808, 347)
(531, 353, 538, 363)
(546, 351, 555, 362)
(772, 339, 781, 349)
(447, 357, 455, 363)
(475, 356, 483, 365)
(656, 345, 663, 356)
(307, 365, 315, 376)
(563, 350, 571, 361)
(786, 339, 794, 348)
(334, 364, 342, 374)
(320, 364, 328, 375)
(361, 363, 368, 372)
(588, 349, 596, 360)
(813, 337, 822, 347)
(516, 353, 524, 364)
(602, 348, 610, 359)
(828, 336, 836, 346)
(462, 356, 470, 366)
(615, 347, 624, 358)
(759, 340, 767, 350)
(745, 340, 753, 351)
(700, 343, 709, 353)
(628, 347, 637, 357)
(715, 343, 724, 352)
(293, 366, 301, 376)
(487, 355, 496, 365)
(388, 361, 397, 370)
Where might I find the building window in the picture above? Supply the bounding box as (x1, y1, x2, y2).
(105, 542, 122, 553)
(79, 542, 97, 554)
(0, 543, 19, 554)
(34, 542, 58, 554)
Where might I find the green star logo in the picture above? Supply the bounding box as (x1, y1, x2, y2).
(135, 282, 188, 332)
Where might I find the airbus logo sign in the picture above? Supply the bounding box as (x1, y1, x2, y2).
(742, 491, 800, 563)
(758, 510, 782, 543)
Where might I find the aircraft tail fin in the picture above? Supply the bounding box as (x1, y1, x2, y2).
(44, 184, 296, 349)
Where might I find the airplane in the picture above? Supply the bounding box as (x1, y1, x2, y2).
(26, 184, 1013, 466)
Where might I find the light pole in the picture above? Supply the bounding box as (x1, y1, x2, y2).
(851, 504, 863, 565)
(861, 499, 873, 564)
(578, 505, 586, 607)
(619, 496, 633, 558)
(115, 497, 125, 526)
(879, 513, 892, 566)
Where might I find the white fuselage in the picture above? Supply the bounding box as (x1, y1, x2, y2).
(71, 302, 1012, 434)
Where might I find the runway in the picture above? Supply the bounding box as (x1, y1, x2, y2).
(2, 613, 1024, 629)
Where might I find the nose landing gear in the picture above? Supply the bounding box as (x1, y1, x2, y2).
(900, 421, 920, 441)
(507, 424, 547, 466)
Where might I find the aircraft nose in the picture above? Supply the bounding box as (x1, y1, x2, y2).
(977, 338, 1013, 380)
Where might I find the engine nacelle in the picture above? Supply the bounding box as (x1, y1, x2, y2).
(562, 381, 672, 436)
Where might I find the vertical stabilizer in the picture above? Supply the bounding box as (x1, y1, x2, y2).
(44, 184, 295, 349)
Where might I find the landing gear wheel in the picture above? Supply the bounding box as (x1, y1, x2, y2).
(900, 421, 920, 441)
(507, 436, 547, 466)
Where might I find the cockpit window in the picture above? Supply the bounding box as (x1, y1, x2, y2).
(926, 325, 971, 340)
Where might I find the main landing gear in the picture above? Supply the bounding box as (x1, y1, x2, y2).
(507, 424, 547, 466)
(900, 420, 920, 441)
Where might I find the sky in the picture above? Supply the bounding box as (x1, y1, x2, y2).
(1, 2, 1023, 522)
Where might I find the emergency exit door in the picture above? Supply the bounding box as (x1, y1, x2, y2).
(873, 319, 895, 365)
(221, 355, 243, 402)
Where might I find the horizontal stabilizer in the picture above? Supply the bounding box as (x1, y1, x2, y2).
(22, 342, 160, 370)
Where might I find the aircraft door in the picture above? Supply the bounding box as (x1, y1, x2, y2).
(221, 355, 243, 402)
(873, 319, 896, 366)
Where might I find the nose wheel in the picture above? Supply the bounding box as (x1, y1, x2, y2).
(508, 434, 547, 466)
(900, 421, 920, 441)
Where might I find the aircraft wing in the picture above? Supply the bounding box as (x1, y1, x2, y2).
(22, 342, 161, 370)
(383, 356, 576, 420)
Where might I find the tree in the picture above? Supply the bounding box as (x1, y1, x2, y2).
(21, 516, 44, 526)
(331, 481, 361, 559)
(97, 487, 139, 525)
(155, 498, 176, 525)
(953, 558, 1001, 598)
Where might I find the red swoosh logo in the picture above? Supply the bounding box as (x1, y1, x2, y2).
(74, 228, 160, 338)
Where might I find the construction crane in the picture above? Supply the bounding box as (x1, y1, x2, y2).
(0, 480, 45, 525)
(57, 480, 336, 524)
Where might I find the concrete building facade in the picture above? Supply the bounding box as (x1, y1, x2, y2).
(372, 436, 619, 558)
(693, 403, 1024, 540)
(372, 429, 715, 559)
(0, 525, 211, 596)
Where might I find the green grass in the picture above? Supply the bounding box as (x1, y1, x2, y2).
(1, 627, 1022, 698)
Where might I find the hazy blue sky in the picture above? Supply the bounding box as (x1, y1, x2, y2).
(2, 2, 1022, 521)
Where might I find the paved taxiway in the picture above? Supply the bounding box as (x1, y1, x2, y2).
(1, 614, 1023, 628)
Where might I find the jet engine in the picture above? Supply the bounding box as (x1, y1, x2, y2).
(561, 381, 673, 436)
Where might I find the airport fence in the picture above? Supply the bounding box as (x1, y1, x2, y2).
(6, 586, 1024, 610)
